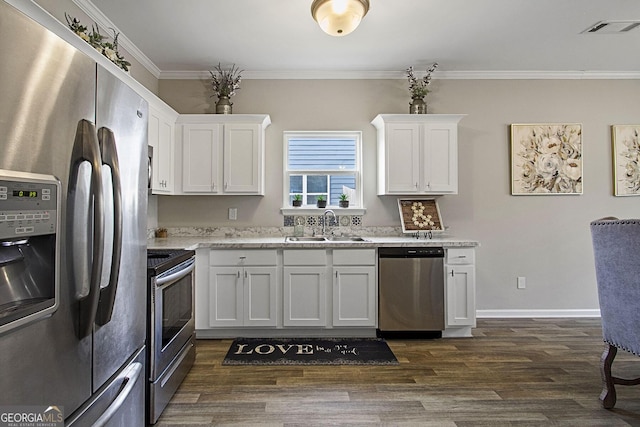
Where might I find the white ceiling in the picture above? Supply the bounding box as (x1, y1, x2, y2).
(84, 0, 640, 79)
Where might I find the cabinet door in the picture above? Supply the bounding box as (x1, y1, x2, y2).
(149, 107, 175, 193)
(445, 265, 476, 327)
(283, 267, 327, 327)
(244, 266, 277, 326)
(223, 123, 263, 194)
(384, 123, 421, 193)
(423, 123, 457, 193)
(332, 266, 376, 327)
(182, 123, 221, 193)
(208, 267, 243, 327)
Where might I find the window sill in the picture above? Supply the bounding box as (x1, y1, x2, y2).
(281, 207, 366, 216)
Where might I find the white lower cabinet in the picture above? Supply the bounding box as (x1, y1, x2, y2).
(445, 248, 476, 329)
(283, 249, 328, 327)
(207, 250, 277, 327)
(332, 249, 376, 327)
(194, 245, 475, 337)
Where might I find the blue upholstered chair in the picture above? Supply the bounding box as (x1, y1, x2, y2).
(590, 217, 640, 409)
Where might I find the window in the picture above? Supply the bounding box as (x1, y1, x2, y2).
(284, 131, 362, 208)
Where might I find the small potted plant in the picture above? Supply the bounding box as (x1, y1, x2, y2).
(339, 193, 349, 208)
(316, 195, 327, 208)
(292, 194, 302, 207)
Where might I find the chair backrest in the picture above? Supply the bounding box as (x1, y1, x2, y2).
(590, 218, 640, 355)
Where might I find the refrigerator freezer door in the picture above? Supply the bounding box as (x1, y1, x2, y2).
(0, 0, 94, 414)
(92, 66, 148, 393)
(67, 347, 146, 427)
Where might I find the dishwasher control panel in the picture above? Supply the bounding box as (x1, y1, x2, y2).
(378, 247, 444, 258)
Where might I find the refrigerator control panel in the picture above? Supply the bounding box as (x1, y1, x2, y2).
(0, 171, 60, 239)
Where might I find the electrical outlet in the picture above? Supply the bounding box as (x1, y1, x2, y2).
(228, 207, 237, 220)
(517, 276, 526, 289)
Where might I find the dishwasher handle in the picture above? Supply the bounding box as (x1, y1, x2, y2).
(378, 247, 444, 258)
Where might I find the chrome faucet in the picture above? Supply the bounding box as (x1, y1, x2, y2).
(322, 209, 336, 236)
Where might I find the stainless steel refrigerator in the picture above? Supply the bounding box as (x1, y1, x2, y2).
(0, 2, 147, 425)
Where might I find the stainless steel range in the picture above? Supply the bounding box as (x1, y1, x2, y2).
(146, 248, 196, 424)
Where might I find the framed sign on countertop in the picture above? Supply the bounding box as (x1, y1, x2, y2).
(397, 199, 444, 234)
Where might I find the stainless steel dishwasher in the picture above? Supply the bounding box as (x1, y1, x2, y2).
(378, 247, 445, 337)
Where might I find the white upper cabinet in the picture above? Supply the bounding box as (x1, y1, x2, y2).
(148, 102, 178, 194)
(177, 114, 270, 195)
(372, 114, 465, 195)
(182, 123, 221, 193)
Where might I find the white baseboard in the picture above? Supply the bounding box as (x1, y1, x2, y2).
(476, 309, 601, 318)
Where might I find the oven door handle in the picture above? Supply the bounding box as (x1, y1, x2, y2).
(156, 259, 195, 288)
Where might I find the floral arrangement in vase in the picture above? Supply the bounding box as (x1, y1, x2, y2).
(209, 63, 243, 114)
(65, 14, 131, 72)
(406, 62, 438, 114)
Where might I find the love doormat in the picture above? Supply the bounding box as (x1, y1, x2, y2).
(223, 337, 399, 365)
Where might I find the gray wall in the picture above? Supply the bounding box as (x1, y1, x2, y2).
(157, 78, 640, 313)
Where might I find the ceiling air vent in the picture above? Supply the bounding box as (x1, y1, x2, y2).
(583, 20, 640, 34)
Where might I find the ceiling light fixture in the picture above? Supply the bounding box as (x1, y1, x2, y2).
(311, 0, 370, 37)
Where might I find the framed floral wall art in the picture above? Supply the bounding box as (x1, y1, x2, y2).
(510, 123, 582, 195)
(612, 125, 640, 196)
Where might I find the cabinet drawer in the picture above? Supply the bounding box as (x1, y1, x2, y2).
(446, 248, 475, 265)
(333, 249, 376, 266)
(210, 249, 277, 266)
(283, 249, 327, 266)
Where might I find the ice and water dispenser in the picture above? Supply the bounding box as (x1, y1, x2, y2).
(0, 170, 60, 335)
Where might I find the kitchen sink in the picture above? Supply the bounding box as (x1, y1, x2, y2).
(284, 236, 368, 243)
(326, 236, 368, 242)
(284, 236, 327, 242)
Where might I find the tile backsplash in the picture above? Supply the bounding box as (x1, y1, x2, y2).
(149, 219, 403, 239)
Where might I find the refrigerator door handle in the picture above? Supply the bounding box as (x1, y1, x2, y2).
(68, 119, 104, 338)
(92, 361, 143, 427)
(95, 127, 123, 325)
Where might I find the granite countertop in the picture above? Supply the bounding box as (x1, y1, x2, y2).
(147, 235, 479, 250)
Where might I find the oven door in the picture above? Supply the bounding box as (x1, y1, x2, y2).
(150, 257, 195, 380)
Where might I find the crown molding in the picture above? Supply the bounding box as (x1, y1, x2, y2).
(72, 0, 161, 78)
(160, 69, 640, 80)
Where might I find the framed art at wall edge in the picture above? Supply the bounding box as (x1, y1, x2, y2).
(612, 125, 640, 196)
(510, 123, 582, 195)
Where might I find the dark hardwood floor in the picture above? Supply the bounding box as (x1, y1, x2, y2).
(156, 319, 640, 426)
